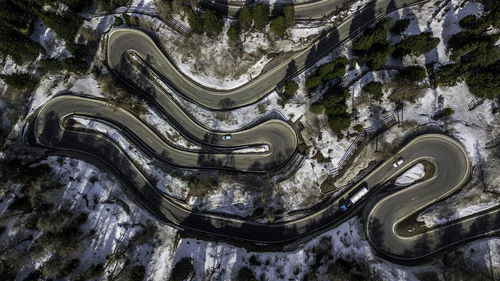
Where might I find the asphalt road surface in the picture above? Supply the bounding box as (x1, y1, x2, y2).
(106, 0, 425, 110)
(25, 0, 499, 263)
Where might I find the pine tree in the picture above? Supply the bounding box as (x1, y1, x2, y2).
(227, 25, 240, 42)
(203, 9, 223, 35)
(270, 16, 287, 36)
(284, 5, 294, 27)
(238, 6, 252, 30)
(253, 4, 268, 30)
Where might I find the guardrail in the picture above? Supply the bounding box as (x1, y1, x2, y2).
(468, 96, 485, 111)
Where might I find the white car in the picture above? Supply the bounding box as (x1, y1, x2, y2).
(222, 134, 231, 141)
(393, 157, 404, 168)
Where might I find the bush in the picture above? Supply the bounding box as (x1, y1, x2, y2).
(391, 19, 410, 34)
(397, 65, 427, 82)
(227, 25, 240, 42)
(239, 6, 252, 30)
(237, 267, 257, 281)
(187, 9, 203, 33)
(284, 5, 295, 27)
(283, 81, 298, 99)
(203, 9, 223, 35)
(362, 81, 384, 100)
(353, 124, 364, 132)
(8, 196, 32, 213)
(41, 258, 79, 279)
(270, 16, 287, 36)
(0, 73, 38, 90)
(252, 4, 268, 30)
(393, 32, 440, 58)
(305, 76, 322, 89)
(169, 258, 193, 281)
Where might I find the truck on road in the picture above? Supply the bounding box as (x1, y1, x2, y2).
(339, 182, 369, 211)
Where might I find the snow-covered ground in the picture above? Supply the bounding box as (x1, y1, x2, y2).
(395, 163, 425, 186)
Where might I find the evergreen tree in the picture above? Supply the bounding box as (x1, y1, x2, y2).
(393, 32, 440, 58)
(284, 5, 295, 27)
(227, 25, 240, 42)
(238, 6, 252, 30)
(362, 82, 384, 100)
(253, 4, 268, 30)
(397, 65, 427, 82)
(270, 16, 287, 36)
(283, 81, 298, 98)
(391, 19, 410, 34)
(187, 8, 203, 33)
(203, 9, 223, 35)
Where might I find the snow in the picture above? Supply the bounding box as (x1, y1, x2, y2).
(395, 163, 425, 186)
(71, 117, 190, 199)
(28, 74, 103, 114)
(30, 19, 71, 60)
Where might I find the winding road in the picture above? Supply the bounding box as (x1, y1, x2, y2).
(24, 0, 499, 264)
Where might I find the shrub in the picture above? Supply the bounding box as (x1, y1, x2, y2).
(227, 25, 240, 42)
(397, 65, 427, 82)
(252, 4, 268, 30)
(284, 5, 295, 27)
(187, 9, 203, 33)
(8, 196, 32, 213)
(169, 258, 193, 281)
(249, 255, 261, 266)
(362, 81, 384, 100)
(393, 32, 440, 58)
(391, 19, 410, 34)
(305, 76, 322, 89)
(237, 267, 257, 281)
(270, 16, 287, 36)
(114, 16, 124, 26)
(239, 6, 252, 30)
(353, 124, 364, 132)
(203, 9, 223, 35)
(283, 81, 298, 99)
